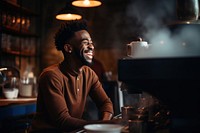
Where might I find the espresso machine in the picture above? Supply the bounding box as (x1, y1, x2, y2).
(118, 24, 200, 133)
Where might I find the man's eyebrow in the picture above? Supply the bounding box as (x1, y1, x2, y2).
(81, 38, 92, 42)
(81, 39, 88, 41)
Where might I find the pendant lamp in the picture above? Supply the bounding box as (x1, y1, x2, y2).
(72, 0, 102, 7)
(56, 3, 82, 20)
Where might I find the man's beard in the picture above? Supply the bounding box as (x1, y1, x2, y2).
(74, 49, 93, 66)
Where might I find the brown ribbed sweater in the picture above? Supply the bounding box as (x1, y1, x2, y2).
(30, 63, 113, 132)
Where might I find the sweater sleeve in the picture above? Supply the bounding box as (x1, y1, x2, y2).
(88, 69, 114, 115)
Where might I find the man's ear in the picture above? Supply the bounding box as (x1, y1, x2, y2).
(64, 44, 72, 53)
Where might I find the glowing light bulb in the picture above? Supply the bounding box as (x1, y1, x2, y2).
(67, 14, 72, 17)
(83, 0, 90, 6)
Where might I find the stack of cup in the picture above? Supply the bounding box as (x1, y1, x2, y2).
(121, 106, 148, 133)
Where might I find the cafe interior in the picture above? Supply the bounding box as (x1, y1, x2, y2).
(0, 0, 200, 133)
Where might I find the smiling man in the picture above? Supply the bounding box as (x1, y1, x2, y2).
(29, 20, 114, 133)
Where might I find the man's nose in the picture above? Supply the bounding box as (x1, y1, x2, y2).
(88, 43, 94, 50)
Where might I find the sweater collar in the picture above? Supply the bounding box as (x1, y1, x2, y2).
(59, 61, 83, 77)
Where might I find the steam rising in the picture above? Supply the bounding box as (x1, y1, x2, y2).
(126, 0, 200, 58)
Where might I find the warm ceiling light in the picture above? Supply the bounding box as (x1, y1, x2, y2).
(56, 13, 82, 21)
(56, 4, 82, 20)
(72, 0, 102, 7)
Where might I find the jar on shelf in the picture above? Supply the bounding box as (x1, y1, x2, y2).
(20, 76, 33, 97)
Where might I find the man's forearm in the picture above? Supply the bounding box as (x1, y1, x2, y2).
(102, 112, 113, 120)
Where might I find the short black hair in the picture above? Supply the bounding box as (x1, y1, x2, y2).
(54, 19, 88, 51)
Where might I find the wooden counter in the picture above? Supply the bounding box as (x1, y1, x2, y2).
(0, 97, 37, 106)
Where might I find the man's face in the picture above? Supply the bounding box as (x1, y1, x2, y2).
(70, 30, 94, 65)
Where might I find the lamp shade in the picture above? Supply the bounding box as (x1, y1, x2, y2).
(72, 0, 102, 7)
(56, 4, 82, 20)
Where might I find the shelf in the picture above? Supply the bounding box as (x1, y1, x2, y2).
(1, 50, 36, 57)
(1, 26, 39, 37)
